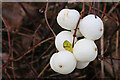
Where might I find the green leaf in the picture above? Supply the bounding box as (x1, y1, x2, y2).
(63, 40, 73, 53)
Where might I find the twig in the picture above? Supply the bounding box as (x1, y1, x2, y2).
(101, 2, 107, 19)
(2, 17, 11, 67)
(18, 2, 31, 18)
(34, 24, 42, 35)
(85, 3, 119, 25)
(37, 63, 50, 78)
(116, 30, 119, 56)
(109, 40, 116, 77)
(44, 3, 56, 37)
(14, 37, 54, 61)
(5, 69, 12, 80)
(29, 42, 54, 64)
(38, 48, 55, 78)
(100, 2, 107, 78)
(72, 2, 85, 47)
(107, 2, 120, 15)
(11, 38, 16, 80)
(93, 1, 97, 18)
(88, 2, 93, 14)
(32, 24, 42, 62)
(101, 35, 104, 78)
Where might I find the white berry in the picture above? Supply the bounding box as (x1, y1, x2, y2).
(73, 39, 98, 62)
(79, 14, 104, 40)
(76, 61, 90, 69)
(55, 31, 77, 51)
(57, 9, 80, 30)
(50, 51, 77, 74)
(71, 29, 83, 38)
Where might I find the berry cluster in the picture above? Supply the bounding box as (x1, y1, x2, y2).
(50, 9, 104, 74)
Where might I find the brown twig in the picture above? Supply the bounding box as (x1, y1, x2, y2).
(11, 38, 16, 80)
(5, 69, 12, 80)
(37, 48, 55, 78)
(85, 3, 119, 25)
(88, 2, 93, 14)
(101, 2, 107, 19)
(109, 40, 116, 77)
(14, 37, 54, 61)
(72, 2, 85, 47)
(37, 63, 50, 78)
(116, 30, 119, 56)
(107, 2, 120, 15)
(44, 3, 56, 38)
(2, 17, 11, 67)
(100, 2, 107, 78)
(101, 35, 104, 78)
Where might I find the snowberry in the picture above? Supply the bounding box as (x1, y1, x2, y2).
(50, 51, 77, 74)
(73, 39, 98, 62)
(71, 29, 83, 38)
(55, 31, 77, 51)
(76, 61, 90, 69)
(79, 14, 104, 40)
(57, 9, 80, 30)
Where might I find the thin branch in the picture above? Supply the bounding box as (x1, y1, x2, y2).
(101, 2, 107, 19)
(100, 2, 107, 78)
(2, 17, 11, 67)
(85, 3, 119, 25)
(44, 3, 56, 37)
(116, 30, 119, 56)
(5, 69, 12, 80)
(37, 63, 50, 78)
(72, 2, 85, 47)
(14, 37, 54, 61)
(101, 35, 104, 78)
(11, 38, 16, 80)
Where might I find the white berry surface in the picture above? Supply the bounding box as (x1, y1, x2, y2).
(79, 14, 104, 40)
(76, 61, 90, 69)
(55, 31, 77, 51)
(73, 39, 98, 62)
(57, 9, 80, 30)
(50, 51, 77, 74)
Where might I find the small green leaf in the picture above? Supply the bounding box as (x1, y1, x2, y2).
(63, 40, 73, 53)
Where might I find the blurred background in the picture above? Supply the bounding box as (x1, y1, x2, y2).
(1, 2, 120, 79)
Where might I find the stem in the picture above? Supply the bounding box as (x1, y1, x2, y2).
(2, 17, 11, 67)
(93, 1, 97, 18)
(101, 35, 104, 78)
(44, 3, 56, 38)
(14, 37, 54, 61)
(72, 2, 85, 47)
(100, 2, 107, 78)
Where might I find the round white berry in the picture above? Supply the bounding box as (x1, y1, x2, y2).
(50, 51, 77, 74)
(57, 9, 80, 30)
(76, 61, 90, 69)
(73, 39, 98, 62)
(55, 31, 77, 51)
(71, 29, 83, 38)
(79, 14, 104, 40)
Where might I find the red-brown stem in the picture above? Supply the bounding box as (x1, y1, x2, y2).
(11, 38, 16, 80)
(5, 69, 12, 80)
(14, 37, 54, 61)
(93, 2, 97, 18)
(44, 3, 56, 38)
(85, 3, 119, 25)
(34, 24, 42, 35)
(2, 17, 11, 67)
(72, 2, 85, 47)
(100, 2, 107, 78)
(101, 2, 107, 19)
(88, 2, 93, 14)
